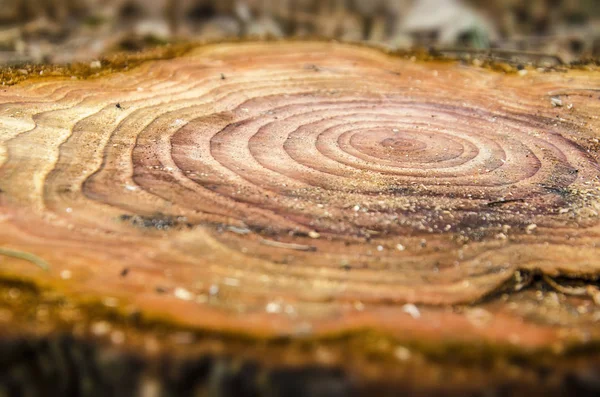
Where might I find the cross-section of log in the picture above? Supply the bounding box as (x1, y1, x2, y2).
(1, 42, 600, 394)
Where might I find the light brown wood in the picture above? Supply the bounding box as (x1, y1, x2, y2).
(1, 42, 600, 383)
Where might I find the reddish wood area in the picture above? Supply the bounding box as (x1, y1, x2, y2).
(1, 41, 600, 393)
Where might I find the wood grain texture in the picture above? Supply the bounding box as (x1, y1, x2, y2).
(1, 41, 600, 364)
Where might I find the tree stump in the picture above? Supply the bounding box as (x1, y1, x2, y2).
(1, 41, 600, 396)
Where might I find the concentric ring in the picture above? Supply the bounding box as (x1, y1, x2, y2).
(1, 42, 600, 348)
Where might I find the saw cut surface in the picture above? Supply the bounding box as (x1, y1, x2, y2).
(1, 42, 600, 348)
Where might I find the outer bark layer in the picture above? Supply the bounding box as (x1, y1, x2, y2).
(1, 41, 600, 392)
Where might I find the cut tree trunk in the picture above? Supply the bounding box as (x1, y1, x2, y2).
(1, 41, 600, 396)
